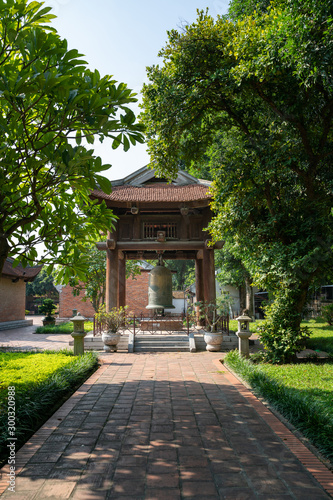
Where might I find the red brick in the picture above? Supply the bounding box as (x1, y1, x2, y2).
(0, 277, 26, 321)
(59, 271, 150, 318)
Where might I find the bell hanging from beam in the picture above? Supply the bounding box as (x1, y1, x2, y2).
(146, 254, 175, 310)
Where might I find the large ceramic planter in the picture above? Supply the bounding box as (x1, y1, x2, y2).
(204, 331, 223, 352)
(42, 318, 56, 327)
(102, 331, 121, 352)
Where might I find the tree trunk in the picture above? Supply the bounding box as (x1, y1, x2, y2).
(239, 285, 246, 314)
(245, 276, 254, 319)
(0, 235, 9, 273)
(292, 282, 310, 330)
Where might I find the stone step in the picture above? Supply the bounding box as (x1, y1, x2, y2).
(73, 333, 129, 352)
(134, 346, 190, 352)
(194, 333, 238, 352)
(134, 334, 190, 352)
(0, 320, 33, 331)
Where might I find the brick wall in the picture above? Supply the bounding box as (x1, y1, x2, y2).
(0, 278, 26, 322)
(59, 284, 96, 319)
(126, 271, 149, 315)
(59, 270, 150, 318)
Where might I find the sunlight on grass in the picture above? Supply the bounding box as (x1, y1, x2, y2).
(225, 351, 333, 462)
(0, 352, 75, 393)
(302, 319, 333, 354)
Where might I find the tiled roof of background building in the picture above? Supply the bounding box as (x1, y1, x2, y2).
(91, 184, 212, 203)
(2, 259, 43, 281)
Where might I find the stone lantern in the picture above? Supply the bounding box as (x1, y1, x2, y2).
(70, 312, 87, 356)
(236, 313, 252, 358)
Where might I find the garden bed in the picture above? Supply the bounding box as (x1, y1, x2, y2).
(224, 350, 333, 465)
(0, 350, 99, 466)
(34, 321, 94, 334)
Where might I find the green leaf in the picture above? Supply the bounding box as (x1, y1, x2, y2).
(123, 135, 130, 152)
(95, 175, 112, 194)
(112, 133, 122, 150)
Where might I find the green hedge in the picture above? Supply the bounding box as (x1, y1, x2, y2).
(34, 321, 94, 334)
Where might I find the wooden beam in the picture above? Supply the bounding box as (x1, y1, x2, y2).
(196, 250, 203, 260)
(125, 251, 198, 260)
(96, 239, 116, 251)
(97, 239, 223, 251)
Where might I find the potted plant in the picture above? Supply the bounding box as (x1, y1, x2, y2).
(196, 294, 232, 351)
(39, 298, 57, 326)
(96, 305, 128, 352)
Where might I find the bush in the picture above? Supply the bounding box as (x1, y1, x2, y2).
(257, 320, 309, 364)
(96, 305, 128, 332)
(321, 303, 333, 326)
(39, 298, 56, 320)
(35, 321, 93, 334)
(257, 289, 309, 363)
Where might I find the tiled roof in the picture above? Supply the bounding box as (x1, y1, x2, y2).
(2, 259, 43, 281)
(92, 184, 212, 203)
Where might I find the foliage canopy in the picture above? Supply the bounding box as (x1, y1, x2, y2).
(0, 0, 144, 281)
(141, 1, 333, 360)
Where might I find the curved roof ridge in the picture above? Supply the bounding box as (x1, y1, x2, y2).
(91, 183, 212, 203)
(110, 166, 210, 187)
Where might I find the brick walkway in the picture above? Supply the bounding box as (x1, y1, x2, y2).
(0, 352, 332, 499)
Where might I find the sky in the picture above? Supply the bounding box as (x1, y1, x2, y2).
(42, 0, 230, 180)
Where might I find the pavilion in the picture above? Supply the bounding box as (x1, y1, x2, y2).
(91, 166, 223, 314)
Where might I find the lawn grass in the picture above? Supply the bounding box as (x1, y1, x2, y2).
(301, 318, 333, 354)
(0, 350, 99, 466)
(229, 319, 258, 333)
(224, 350, 333, 464)
(34, 321, 94, 334)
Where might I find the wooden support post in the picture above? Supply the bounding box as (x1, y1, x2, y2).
(106, 248, 118, 312)
(195, 258, 204, 326)
(118, 257, 126, 309)
(203, 248, 216, 305)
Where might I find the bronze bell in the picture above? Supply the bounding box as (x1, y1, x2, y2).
(146, 257, 175, 310)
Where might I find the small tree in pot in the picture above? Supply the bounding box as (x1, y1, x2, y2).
(96, 305, 128, 352)
(196, 294, 232, 351)
(39, 299, 57, 326)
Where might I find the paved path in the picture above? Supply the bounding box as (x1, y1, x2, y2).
(0, 352, 332, 499)
(0, 317, 72, 351)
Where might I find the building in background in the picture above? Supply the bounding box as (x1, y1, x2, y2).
(0, 258, 42, 329)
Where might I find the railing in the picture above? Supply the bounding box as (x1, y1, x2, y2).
(93, 312, 229, 337)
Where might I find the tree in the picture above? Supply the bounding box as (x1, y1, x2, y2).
(187, 161, 254, 314)
(26, 266, 57, 299)
(166, 260, 194, 290)
(0, 0, 144, 280)
(215, 244, 254, 316)
(141, 3, 333, 360)
(69, 246, 141, 312)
